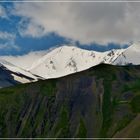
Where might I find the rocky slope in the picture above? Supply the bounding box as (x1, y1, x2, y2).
(0, 64, 140, 138)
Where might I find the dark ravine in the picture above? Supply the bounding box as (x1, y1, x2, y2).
(0, 64, 140, 138)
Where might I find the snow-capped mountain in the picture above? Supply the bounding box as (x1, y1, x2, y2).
(0, 59, 40, 88)
(1, 43, 140, 88)
(28, 46, 125, 78)
(113, 43, 140, 65)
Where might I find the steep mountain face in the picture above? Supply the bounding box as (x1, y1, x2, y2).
(28, 46, 125, 78)
(0, 64, 140, 138)
(0, 59, 40, 88)
(114, 43, 140, 65)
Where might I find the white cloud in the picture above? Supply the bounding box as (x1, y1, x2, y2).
(12, 2, 140, 45)
(18, 19, 46, 38)
(0, 31, 18, 50)
(0, 5, 7, 18)
(0, 50, 49, 69)
(0, 31, 15, 40)
(0, 42, 18, 50)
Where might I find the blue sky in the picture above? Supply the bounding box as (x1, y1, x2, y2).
(1, 2, 138, 56)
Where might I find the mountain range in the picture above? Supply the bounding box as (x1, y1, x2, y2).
(0, 43, 140, 88)
(0, 43, 140, 138)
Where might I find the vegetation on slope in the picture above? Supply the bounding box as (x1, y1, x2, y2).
(0, 64, 140, 138)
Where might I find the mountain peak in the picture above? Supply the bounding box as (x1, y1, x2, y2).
(113, 43, 140, 65)
(28, 45, 125, 79)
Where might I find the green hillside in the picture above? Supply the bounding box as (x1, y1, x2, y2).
(0, 64, 140, 138)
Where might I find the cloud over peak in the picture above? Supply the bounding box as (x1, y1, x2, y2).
(12, 2, 140, 45)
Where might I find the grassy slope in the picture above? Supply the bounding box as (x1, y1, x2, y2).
(0, 64, 140, 138)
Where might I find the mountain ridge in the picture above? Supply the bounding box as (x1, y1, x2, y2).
(0, 43, 140, 88)
(28, 45, 125, 79)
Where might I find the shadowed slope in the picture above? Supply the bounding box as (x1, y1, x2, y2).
(0, 64, 140, 138)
